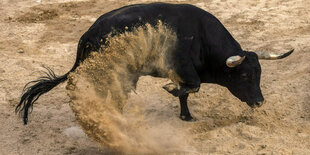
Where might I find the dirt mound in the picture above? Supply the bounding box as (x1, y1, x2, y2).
(16, 8, 58, 23)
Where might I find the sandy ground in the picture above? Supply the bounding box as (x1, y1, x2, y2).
(0, 0, 309, 154)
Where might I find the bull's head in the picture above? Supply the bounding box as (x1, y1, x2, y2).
(224, 49, 294, 108)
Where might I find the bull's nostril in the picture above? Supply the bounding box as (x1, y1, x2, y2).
(256, 101, 265, 107)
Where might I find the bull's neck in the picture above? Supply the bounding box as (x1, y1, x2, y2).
(198, 16, 246, 85)
(200, 46, 244, 86)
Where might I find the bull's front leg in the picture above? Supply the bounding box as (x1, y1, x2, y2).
(162, 83, 196, 121)
(162, 37, 200, 121)
(162, 62, 201, 97)
(162, 84, 195, 121)
(179, 93, 195, 121)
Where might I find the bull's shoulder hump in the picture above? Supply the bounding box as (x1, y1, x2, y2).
(96, 3, 209, 21)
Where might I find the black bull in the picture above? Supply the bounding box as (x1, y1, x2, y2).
(16, 3, 293, 124)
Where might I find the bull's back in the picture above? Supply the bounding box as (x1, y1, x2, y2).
(77, 2, 234, 72)
(78, 3, 210, 60)
(86, 3, 213, 39)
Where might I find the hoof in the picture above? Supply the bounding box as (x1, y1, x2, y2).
(179, 115, 196, 122)
(163, 83, 182, 97)
(163, 83, 199, 97)
(185, 87, 199, 93)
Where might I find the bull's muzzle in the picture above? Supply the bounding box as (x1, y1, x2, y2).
(246, 100, 265, 108)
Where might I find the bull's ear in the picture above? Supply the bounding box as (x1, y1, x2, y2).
(226, 55, 246, 68)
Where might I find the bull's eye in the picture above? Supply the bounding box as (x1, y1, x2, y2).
(241, 73, 249, 80)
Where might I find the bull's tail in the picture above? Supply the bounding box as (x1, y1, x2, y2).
(15, 66, 71, 124)
(15, 32, 96, 124)
(16, 38, 84, 125)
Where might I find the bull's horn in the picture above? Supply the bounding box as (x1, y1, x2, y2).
(226, 55, 246, 68)
(256, 49, 294, 60)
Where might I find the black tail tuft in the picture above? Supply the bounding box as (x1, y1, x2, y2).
(15, 66, 68, 125)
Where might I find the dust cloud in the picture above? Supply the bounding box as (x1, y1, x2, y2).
(66, 21, 196, 154)
(2, 0, 310, 154)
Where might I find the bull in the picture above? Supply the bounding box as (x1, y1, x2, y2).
(16, 3, 293, 124)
